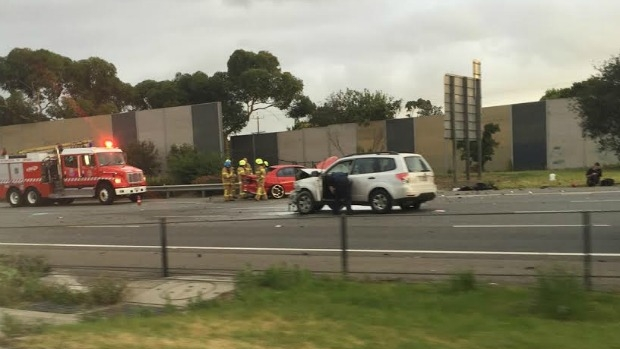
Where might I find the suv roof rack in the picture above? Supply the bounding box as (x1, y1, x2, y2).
(342, 151, 399, 158)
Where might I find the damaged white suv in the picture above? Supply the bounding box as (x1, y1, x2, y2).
(292, 152, 437, 214)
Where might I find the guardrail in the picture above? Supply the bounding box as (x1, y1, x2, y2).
(147, 184, 224, 198)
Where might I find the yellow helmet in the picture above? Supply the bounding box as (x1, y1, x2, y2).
(264, 161, 269, 166)
(255, 158, 263, 165)
(239, 159, 246, 166)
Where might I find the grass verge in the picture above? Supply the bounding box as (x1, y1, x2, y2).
(435, 167, 620, 190)
(11, 266, 620, 349)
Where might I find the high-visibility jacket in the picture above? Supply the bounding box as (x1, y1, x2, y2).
(255, 165, 266, 183)
(221, 167, 235, 184)
(237, 166, 246, 181)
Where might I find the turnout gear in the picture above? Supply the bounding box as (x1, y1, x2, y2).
(254, 159, 268, 201)
(221, 160, 235, 201)
(237, 161, 247, 198)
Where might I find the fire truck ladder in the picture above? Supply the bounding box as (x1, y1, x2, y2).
(17, 140, 93, 154)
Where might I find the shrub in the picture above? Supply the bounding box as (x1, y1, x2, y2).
(124, 140, 162, 176)
(237, 264, 314, 291)
(532, 266, 587, 320)
(166, 144, 222, 184)
(86, 277, 127, 306)
(0, 254, 50, 276)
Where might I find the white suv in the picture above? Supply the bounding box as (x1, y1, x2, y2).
(292, 152, 437, 214)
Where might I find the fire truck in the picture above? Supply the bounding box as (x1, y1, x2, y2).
(0, 140, 147, 207)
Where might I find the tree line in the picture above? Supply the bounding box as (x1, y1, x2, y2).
(0, 48, 443, 136)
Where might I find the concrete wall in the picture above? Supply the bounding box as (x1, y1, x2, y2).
(512, 101, 547, 170)
(356, 120, 387, 153)
(546, 98, 617, 169)
(191, 102, 224, 155)
(481, 105, 513, 171)
(326, 123, 357, 157)
(277, 130, 304, 164)
(414, 116, 450, 173)
(302, 127, 331, 164)
(0, 114, 113, 153)
(386, 118, 415, 153)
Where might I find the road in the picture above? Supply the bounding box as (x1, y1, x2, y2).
(1, 187, 619, 283)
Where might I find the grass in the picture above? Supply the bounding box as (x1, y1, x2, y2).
(435, 166, 620, 190)
(11, 266, 620, 349)
(0, 254, 126, 310)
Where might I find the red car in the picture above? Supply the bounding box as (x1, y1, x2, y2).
(244, 165, 310, 199)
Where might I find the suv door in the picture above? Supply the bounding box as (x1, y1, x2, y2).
(323, 160, 353, 200)
(349, 157, 378, 201)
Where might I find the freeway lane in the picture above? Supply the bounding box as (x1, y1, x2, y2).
(0, 187, 619, 255)
(0, 209, 618, 254)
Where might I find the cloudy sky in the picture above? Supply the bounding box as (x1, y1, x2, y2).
(1, 0, 619, 134)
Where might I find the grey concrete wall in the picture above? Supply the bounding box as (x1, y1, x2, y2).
(512, 102, 547, 170)
(111, 111, 137, 148)
(386, 118, 415, 153)
(357, 120, 387, 153)
(301, 127, 331, 165)
(546, 98, 618, 169)
(414, 116, 451, 174)
(326, 123, 357, 157)
(191, 102, 223, 155)
(481, 105, 513, 171)
(277, 130, 304, 164)
(0, 114, 113, 153)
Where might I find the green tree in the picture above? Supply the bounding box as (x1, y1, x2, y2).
(0, 48, 72, 120)
(405, 98, 443, 117)
(227, 49, 304, 128)
(0, 92, 43, 126)
(124, 140, 161, 176)
(456, 123, 500, 171)
(571, 54, 620, 158)
(166, 144, 222, 184)
(299, 89, 401, 127)
(539, 87, 575, 101)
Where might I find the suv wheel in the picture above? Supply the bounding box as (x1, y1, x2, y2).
(296, 191, 315, 214)
(370, 189, 392, 214)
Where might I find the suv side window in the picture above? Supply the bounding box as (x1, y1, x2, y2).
(351, 158, 376, 174)
(327, 160, 353, 174)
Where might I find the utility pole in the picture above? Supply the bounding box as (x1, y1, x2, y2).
(473, 60, 482, 180)
(254, 113, 264, 134)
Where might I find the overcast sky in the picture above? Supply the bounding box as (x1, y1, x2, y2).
(1, 0, 619, 134)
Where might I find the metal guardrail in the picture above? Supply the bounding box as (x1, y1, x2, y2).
(146, 184, 224, 198)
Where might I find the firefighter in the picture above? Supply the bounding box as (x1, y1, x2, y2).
(243, 157, 253, 176)
(254, 158, 268, 201)
(221, 159, 235, 201)
(237, 159, 247, 199)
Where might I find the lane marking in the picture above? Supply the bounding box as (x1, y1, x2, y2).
(69, 225, 141, 228)
(571, 199, 620, 203)
(514, 210, 585, 213)
(453, 224, 611, 228)
(0, 242, 619, 257)
(445, 190, 620, 198)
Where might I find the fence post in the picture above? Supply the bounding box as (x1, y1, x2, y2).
(159, 217, 169, 277)
(582, 211, 592, 291)
(340, 214, 349, 277)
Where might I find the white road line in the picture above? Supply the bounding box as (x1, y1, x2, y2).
(514, 210, 585, 213)
(1, 242, 619, 257)
(453, 224, 611, 228)
(446, 190, 620, 198)
(571, 199, 620, 203)
(69, 225, 141, 228)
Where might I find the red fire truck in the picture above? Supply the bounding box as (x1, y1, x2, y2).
(0, 140, 147, 207)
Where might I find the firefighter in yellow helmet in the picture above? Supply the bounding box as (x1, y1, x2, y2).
(237, 159, 247, 199)
(221, 159, 235, 201)
(243, 157, 253, 178)
(254, 158, 268, 201)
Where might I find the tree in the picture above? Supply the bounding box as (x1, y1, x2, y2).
(227, 49, 304, 128)
(540, 87, 575, 101)
(405, 98, 443, 117)
(124, 140, 161, 176)
(166, 144, 222, 184)
(296, 89, 401, 127)
(0, 91, 43, 126)
(571, 54, 620, 158)
(456, 123, 500, 171)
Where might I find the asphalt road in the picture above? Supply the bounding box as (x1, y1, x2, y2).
(1, 187, 619, 282)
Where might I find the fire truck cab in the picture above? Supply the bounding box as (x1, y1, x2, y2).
(0, 141, 147, 207)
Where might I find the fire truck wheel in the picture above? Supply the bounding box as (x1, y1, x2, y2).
(96, 183, 115, 205)
(25, 188, 43, 206)
(7, 188, 23, 207)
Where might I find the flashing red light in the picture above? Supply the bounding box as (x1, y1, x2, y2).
(104, 140, 114, 148)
